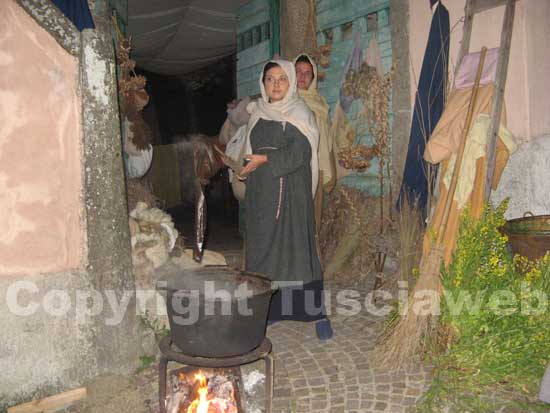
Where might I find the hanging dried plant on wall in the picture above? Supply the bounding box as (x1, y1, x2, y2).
(364, 64, 394, 231)
(337, 143, 378, 171)
(113, 19, 153, 151)
(340, 61, 395, 233)
(112, 17, 157, 215)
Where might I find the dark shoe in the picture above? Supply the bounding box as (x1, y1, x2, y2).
(315, 318, 333, 341)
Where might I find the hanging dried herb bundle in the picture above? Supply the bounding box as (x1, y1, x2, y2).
(341, 62, 395, 233)
(297, 0, 331, 80)
(365, 65, 394, 233)
(337, 143, 378, 171)
(112, 19, 153, 150)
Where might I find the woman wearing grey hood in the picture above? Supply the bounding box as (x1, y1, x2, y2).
(238, 59, 333, 340)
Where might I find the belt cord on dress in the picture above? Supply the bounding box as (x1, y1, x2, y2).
(276, 177, 283, 221)
(257, 146, 283, 221)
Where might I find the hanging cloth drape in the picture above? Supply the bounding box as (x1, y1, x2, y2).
(365, 35, 383, 77)
(339, 33, 363, 113)
(51, 0, 95, 31)
(397, 2, 449, 217)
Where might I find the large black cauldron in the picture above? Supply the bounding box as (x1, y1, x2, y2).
(160, 266, 274, 358)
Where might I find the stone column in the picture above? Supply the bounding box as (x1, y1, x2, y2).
(81, 0, 140, 373)
(390, 0, 411, 194)
(280, 0, 313, 59)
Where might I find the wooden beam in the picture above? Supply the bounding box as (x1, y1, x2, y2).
(484, 0, 516, 200)
(8, 388, 87, 413)
(470, 0, 515, 14)
(455, 1, 474, 81)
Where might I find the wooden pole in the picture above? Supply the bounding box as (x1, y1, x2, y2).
(437, 47, 488, 244)
(8, 388, 87, 413)
(483, 0, 516, 201)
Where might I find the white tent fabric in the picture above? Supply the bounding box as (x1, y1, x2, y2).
(128, 0, 248, 75)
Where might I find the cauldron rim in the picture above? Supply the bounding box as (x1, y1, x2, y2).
(162, 266, 275, 358)
(502, 214, 550, 236)
(158, 266, 274, 296)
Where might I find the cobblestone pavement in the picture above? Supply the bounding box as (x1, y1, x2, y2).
(261, 280, 433, 413)
(62, 280, 433, 413)
(52, 211, 546, 412)
(62, 278, 544, 413)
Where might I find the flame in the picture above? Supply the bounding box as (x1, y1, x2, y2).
(187, 372, 210, 413)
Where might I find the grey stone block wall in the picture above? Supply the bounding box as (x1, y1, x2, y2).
(0, 273, 98, 408)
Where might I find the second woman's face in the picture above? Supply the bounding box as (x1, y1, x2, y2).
(264, 66, 290, 102)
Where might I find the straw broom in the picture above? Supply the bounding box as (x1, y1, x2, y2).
(377, 47, 489, 369)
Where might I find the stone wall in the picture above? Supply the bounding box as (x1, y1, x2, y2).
(0, 0, 140, 409)
(408, 0, 550, 141)
(491, 135, 550, 219)
(0, 0, 83, 275)
(409, 0, 550, 216)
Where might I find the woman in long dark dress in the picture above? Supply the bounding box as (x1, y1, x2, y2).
(239, 60, 333, 339)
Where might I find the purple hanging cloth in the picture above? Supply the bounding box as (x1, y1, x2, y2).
(339, 33, 363, 113)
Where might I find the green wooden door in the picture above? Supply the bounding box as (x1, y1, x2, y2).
(236, 0, 280, 98)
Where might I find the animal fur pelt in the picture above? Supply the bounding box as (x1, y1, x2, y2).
(129, 202, 179, 271)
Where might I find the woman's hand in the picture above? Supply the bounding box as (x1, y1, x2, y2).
(227, 99, 241, 110)
(238, 154, 267, 179)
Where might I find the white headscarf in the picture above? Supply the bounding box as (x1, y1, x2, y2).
(244, 59, 320, 197)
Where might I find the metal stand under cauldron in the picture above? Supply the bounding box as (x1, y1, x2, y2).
(158, 266, 276, 412)
(158, 336, 274, 413)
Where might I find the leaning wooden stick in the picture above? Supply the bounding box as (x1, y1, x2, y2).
(8, 387, 87, 413)
(377, 47, 488, 369)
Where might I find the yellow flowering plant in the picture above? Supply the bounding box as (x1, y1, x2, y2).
(420, 201, 550, 412)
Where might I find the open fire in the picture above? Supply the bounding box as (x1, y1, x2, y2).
(165, 367, 241, 413)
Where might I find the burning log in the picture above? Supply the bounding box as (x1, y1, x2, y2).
(165, 368, 241, 413)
